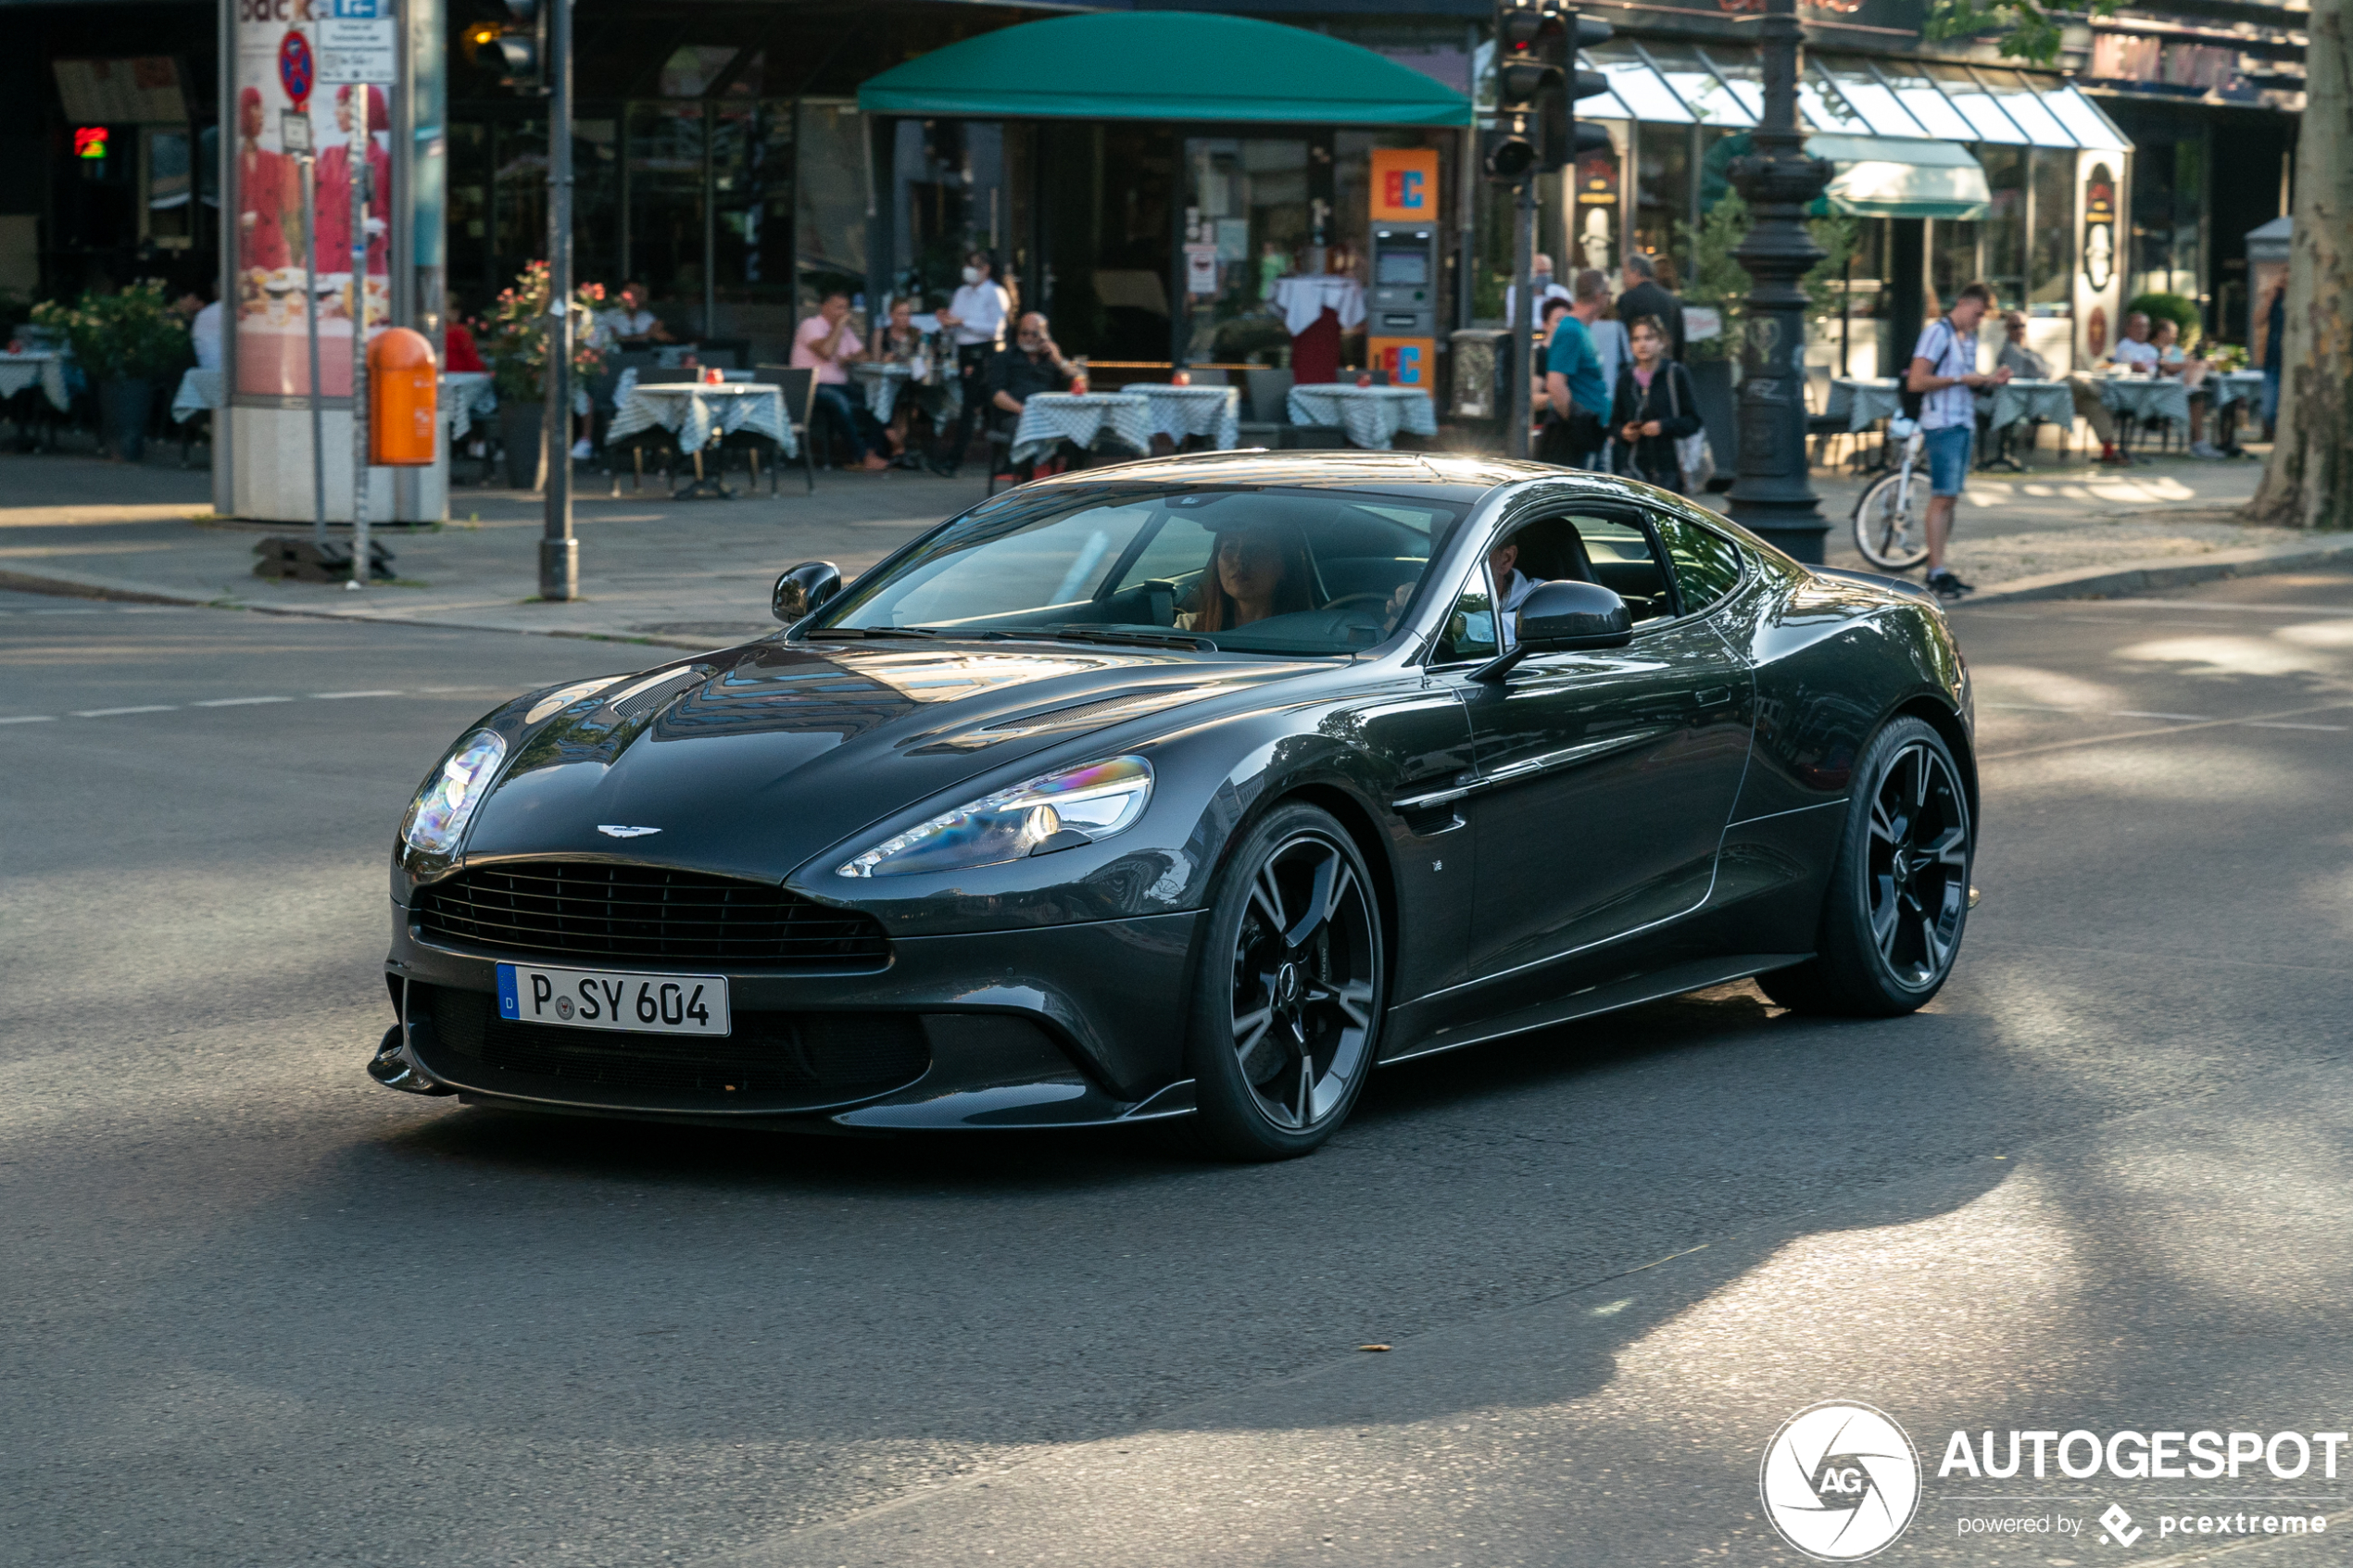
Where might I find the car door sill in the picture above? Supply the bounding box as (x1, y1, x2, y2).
(1378, 952, 1814, 1066)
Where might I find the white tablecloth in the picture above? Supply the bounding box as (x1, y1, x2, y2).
(2208, 370, 2266, 410)
(2098, 376, 2190, 429)
(1270, 276, 1367, 335)
(1286, 384, 1439, 450)
(608, 383, 798, 458)
(442, 372, 497, 443)
(0, 354, 70, 412)
(1010, 393, 1152, 465)
(850, 361, 916, 423)
(1827, 377, 1903, 433)
(1135, 384, 1240, 449)
(171, 369, 224, 425)
(1983, 379, 2074, 431)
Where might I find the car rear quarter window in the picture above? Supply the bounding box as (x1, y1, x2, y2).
(1654, 513, 1747, 615)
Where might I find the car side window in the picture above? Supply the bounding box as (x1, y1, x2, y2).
(1432, 563, 1498, 664)
(1652, 512, 1746, 615)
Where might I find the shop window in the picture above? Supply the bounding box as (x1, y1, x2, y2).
(1179, 136, 1311, 365)
(712, 102, 792, 295)
(144, 127, 192, 249)
(1634, 124, 1692, 282)
(797, 102, 867, 311)
(661, 46, 741, 99)
(1930, 218, 1981, 316)
(627, 102, 705, 328)
(888, 119, 1012, 312)
(2027, 148, 2074, 317)
(1979, 144, 2025, 309)
(447, 123, 491, 309)
(495, 119, 549, 301)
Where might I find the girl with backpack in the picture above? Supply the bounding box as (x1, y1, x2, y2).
(1608, 316, 1702, 493)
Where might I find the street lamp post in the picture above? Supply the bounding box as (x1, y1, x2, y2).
(1724, 0, 1833, 562)
(538, 0, 577, 601)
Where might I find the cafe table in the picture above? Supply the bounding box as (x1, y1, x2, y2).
(1134, 383, 1240, 450)
(2097, 374, 2190, 432)
(1010, 392, 1152, 465)
(1826, 377, 1903, 433)
(1284, 383, 1437, 450)
(0, 351, 71, 412)
(606, 380, 796, 498)
(849, 361, 916, 424)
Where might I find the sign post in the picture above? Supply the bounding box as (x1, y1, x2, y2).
(282, 108, 327, 552)
(321, 0, 392, 588)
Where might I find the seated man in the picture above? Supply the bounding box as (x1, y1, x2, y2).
(599, 281, 674, 349)
(2060, 309, 2149, 469)
(2152, 318, 2223, 459)
(988, 312, 1078, 479)
(793, 291, 888, 473)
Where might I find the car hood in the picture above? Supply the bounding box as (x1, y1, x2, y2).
(457, 637, 1306, 883)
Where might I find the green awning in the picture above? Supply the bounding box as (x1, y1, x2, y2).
(1806, 134, 1990, 221)
(857, 13, 1473, 128)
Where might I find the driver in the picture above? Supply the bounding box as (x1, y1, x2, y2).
(1180, 524, 1315, 631)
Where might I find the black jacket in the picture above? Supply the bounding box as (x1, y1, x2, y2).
(1615, 281, 1687, 364)
(1608, 360, 1703, 489)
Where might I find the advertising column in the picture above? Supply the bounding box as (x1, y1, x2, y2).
(224, 0, 445, 522)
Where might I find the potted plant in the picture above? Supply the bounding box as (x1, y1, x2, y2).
(477, 262, 607, 488)
(31, 280, 192, 462)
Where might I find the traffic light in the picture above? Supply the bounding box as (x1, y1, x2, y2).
(1483, 0, 1560, 183)
(1544, 12, 1617, 172)
(467, 0, 546, 94)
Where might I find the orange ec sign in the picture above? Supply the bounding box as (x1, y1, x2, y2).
(1369, 148, 1440, 222)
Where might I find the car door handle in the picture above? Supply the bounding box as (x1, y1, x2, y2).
(1696, 686, 1733, 708)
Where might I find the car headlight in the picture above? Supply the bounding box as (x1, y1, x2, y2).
(400, 730, 507, 855)
(836, 756, 1154, 878)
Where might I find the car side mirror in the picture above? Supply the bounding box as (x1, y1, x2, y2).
(1471, 580, 1632, 682)
(1517, 580, 1633, 651)
(773, 561, 841, 623)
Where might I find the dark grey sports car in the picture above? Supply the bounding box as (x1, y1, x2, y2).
(372, 451, 1975, 1159)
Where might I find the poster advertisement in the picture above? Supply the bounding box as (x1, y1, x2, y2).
(232, 1, 393, 397)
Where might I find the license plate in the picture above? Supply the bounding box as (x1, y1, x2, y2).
(496, 963, 731, 1036)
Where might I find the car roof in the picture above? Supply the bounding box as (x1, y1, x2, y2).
(1009, 448, 1565, 503)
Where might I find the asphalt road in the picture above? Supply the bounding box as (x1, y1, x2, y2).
(3, 571, 2349, 1568)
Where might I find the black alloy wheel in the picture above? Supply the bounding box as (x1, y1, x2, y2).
(1761, 716, 1972, 1016)
(1185, 803, 1384, 1160)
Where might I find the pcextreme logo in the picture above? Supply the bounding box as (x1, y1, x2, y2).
(1761, 1401, 1923, 1561)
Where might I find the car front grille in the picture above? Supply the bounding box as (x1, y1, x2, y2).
(409, 861, 889, 969)
(418, 985, 930, 1100)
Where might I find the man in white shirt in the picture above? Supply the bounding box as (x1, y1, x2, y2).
(1905, 281, 2009, 600)
(190, 295, 223, 371)
(2108, 311, 2158, 371)
(1504, 252, 1574, 332)
(930, 250, 1013, 475)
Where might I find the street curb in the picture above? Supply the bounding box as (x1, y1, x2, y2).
(1960, 535, 2353, 605)
(0, 564, 719, 650)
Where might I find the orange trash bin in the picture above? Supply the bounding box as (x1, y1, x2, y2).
(369, 327, 439, 467)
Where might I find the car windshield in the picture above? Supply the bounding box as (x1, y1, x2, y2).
(804, 485, 1470, 656)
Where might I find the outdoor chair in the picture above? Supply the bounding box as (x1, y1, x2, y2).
(1237, 366, 1292, 450)
(746, 365, 819, 495)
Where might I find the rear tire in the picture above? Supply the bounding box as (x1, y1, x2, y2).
(1182, 803, 1385, 1160)
(1759, 717, 1972, 1016)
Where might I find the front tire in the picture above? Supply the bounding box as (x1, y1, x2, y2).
(1760, 717, 1972, 1016)
(1183, 803, 1385, 1160)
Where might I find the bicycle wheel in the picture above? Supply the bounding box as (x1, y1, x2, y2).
(1853, 465, 1931, 570)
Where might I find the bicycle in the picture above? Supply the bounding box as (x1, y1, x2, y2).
(1852, 416, 1930, 571)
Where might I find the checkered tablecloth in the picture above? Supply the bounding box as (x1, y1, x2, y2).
(0, 354, 70, 412)
(1827, 377, 1903, 433)
(439, 372, 497, 443)
(850, 362, 915, 424)
(608, 383, 797, 458)
(2208, 370, 2266, 410)
(1984, 379, 2074, 432)
(171, 369, 223, 425)
(2098, 375, 2190, 429)
(1010, 393, 1152, 465)
(1285, 384, 1439, 450)
(1135, 384, 1240, 449)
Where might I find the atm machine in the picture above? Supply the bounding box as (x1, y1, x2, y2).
(1367, 224, 1441, 388)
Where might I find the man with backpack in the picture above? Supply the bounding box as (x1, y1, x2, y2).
(1905, 282, 2009, 600)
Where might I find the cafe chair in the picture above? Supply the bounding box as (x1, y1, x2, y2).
(605, 367, 697, 496)
(748, 365, 819, 496)
(1238, 366, 1293, 450)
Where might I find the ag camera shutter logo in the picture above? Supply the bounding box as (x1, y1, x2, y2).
(1761, 1401, 1922, 1561)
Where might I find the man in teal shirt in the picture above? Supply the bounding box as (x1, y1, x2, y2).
(1541, 272, 1611, 468)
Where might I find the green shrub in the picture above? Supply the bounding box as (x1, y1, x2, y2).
(30, 279, 191, 381)
(2125, 291, 2202, 351)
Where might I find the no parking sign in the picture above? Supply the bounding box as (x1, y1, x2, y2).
(276, 29, 313, 110)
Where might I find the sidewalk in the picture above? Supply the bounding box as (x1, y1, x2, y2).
(0, 445, 2326, 646)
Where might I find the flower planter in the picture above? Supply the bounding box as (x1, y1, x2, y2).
(498, 399, 547, 491)
(98, 379, 156, 463)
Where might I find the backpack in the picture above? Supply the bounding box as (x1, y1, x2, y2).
(1900, 319, 1962, 421)
(1664, 363, 1713, 492)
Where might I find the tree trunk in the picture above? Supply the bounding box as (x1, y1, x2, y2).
(2248, 0, 2353, 529)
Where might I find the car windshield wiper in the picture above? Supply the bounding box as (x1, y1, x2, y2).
(985, 625, 1219, 653)
(801, 625, 937, 639)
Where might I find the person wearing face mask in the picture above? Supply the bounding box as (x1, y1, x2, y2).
(929, 251, 1013, 476)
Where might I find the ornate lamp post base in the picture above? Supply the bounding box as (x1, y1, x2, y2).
(1723, 0, 1834, 564)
